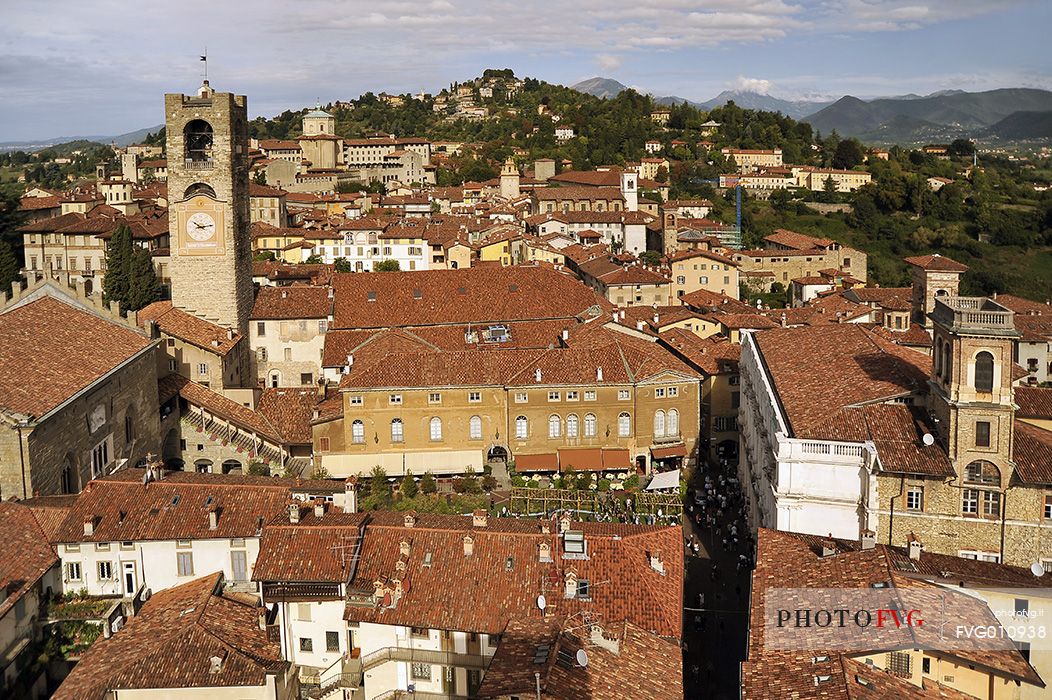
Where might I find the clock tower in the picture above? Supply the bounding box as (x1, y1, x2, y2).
(164, 81, 253, 332)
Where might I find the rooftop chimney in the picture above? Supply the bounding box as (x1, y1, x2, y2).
(540, 521, 551, 535)
(564, 568, 578, 599)
(636, 320, 645, 331)
(860, 530, 875, 551)
(596, 366, 604, 381)
(472, 509, 488, 528)
(400, 538, 411, 556)
(281, 290, 288, 299)
(83, 516, 96, 536)
(343, 476, 359, 514)
(463, 534, 474, 557)
(559, 512, 572, 533)
(649, 550, 665, 574)
(561, 328, 569, 341)
(208, 506, 219, 530)
(907, 533, 922, 561)
(590, 625, 621, 656)
(313, 499, 325, 518)
(404, 511, 417, 528)
(209, 654, 224, 674)
(288, 502, 301, 524)
(226, 327, 234, 340)
(820, 535, 837, 557)
(535, 368, 542, 383)
(539, 541, 552, 562)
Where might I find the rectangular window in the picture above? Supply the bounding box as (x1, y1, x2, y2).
(326, 631, 340, 653)
(976, 421, 991, 448)
(428, 392, 442, 404)
(300, 373, 313, 386)
(389, 394, 402, 405)
(350, 395, 363, 405)
(468, 391, 481, 403)
(318, 319, 327, 334)
(584, 390, 596, 401)
(120, 541, 134, 550)
(1045, 494, 1052, 520)
(962, 489, 979, 516)
(411, 662, 432, 680)
(299, 637, 313, 653)
(577, 579, 591, 599)
(655, 388, 665, 398)
(982, 491, 1001, 517)
(411, 626, 429, 637)
(283, 347, 292, 362)
(515, 392, 528, 403)
(548, 391, 560, 402)
(256, 321, 266, 336)
(66, 562, 82, 581)
(565, 391, 578, 401)
(168, 359, 177, 371)
(618, 390, 630, 400)
(668, 387, 678, 397)
(1015, 598, 1029, 617)
(176, 552, 194, 577)
(906, 487, 923, 511)
(198, 363, 208, 376)
(319, 436, 331, 451)
(887, 651, 911, 678)
(95, 542, 110, 551)
(97, 561, 113, 580)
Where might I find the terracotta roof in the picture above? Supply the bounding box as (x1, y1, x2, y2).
(176, 379, 284, 444)
(1014, 314, 1052, 342)
(331, 266, 603, 330)
(1013, 422, 1052, 485)
(666, 248, 738, 266)
(754, 324, 931, 441)
(0, 297, 151, 418)
(255, 388, 321, 444)
(258, 139, 300, 150)
(658, 329, 740, 375)
(21, 494, 77, 542)
(847, 286, 913, 311)
(533, 186, 625, 202)
(248, 183, 288, 198)
(1015, 387, 1052, 419)
(53, 469, 295, 543)
(903, 254, 969, 272)
(52, 573, 283, 700)
(250, 286, 331, 320)
(478, 618, 682, 699)
(679, 288, 757, 314)
(138, 301, 241, 356)
(18, 195, 62, 211)
(0, 502, 58, 618)
(991, 294, 1050, 316)
(742, 528, 1043, 698)
(765, 228, 834, 250)
(862, 403, 953, 476)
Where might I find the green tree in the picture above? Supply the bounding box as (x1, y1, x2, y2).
(400, 471, 418, 498)
(253, 170, 267, 185)
(832, 139, 865, 169)
(305, 254, 323, 264)
(369, 466, 390, 498)
(420, 471, 437, 495)
(0, 237, 21, 292)
(948, 139, 975, 158)
(639, 250, 661, 266)
(102, 224, 133, 303)
(123, 246, 162, 311)
(334, 257, 352, 273)
(374, 259, 400, 272)
(461, 467, 482, 494)
(253, 251, 276, 262)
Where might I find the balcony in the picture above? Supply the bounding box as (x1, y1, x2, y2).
(304, 651, 362, 698)
(183, 158, 214, 171)
(361, 646, 490, 673)
(931, 297, 1019, 337)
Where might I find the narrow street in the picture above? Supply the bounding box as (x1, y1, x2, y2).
(682, 458, 753, 699)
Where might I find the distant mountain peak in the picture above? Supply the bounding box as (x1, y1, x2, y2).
(571, 77, 630, 99)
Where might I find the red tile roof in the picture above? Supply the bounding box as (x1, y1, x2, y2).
(53, 469, 295, 543)
(0, 297, 151, 418)
(137, 301, 242, 356)
(1013, 422, 1052, 485)
(765, 228, 834, 250)
(255, 388, 322, 444)
(0, 502, 58, 618)
(1015, 387, 1052, 419)
(53, 573, 283, 700)
(903, 254, 969, 272)
(331, 266, 604, 330)
(249, 285, 331, 320)
(176, 378, 284, 444)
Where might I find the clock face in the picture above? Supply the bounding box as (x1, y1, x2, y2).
(186, 211, 217, 241)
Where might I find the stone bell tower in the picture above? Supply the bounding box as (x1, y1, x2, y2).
(164, 80, 254, 333)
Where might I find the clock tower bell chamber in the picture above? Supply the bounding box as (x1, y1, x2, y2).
(164, 81, 254, 332)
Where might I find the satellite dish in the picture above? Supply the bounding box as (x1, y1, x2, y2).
(921, 433, 935, 447)
(537, 594, 547, 610)
(1031, 562, 1045, 577)
(576, 649, 589, 667)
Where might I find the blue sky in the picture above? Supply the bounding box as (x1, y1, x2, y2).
(1, 0, 1049, 141)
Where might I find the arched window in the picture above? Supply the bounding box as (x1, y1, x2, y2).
(352, 420, 365, 444)
(566, 414, 579, 438)
(515, 415, 528, 440)
(654, 410, 666, 438)
(391, 418, 404, 443)
(974, 351, 994, 392)
(965, 460, 1000, 485)
(194, 459, 213, 473)
(184, 119, 213, 163)
(221, 459, 242, 474)
(368, 232, 378, 245)
(668, 409, 679, 436)
(618, 412, 631, 437)
(584, 413, 597, 438)
(469, 415, 482, 440)
(429, 417, 443, 441)
(548, 415, 561, 439)
(183, 182, 216, 199)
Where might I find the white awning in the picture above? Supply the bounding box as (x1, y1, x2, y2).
(320, 450, 483, 477)
(645, 469, 680, 492)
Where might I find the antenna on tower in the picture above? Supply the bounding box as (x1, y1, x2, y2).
(200, 49, 208, 81)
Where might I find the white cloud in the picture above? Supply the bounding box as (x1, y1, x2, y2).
(732, 76, 773, 93)
(596, 54, 622, 71)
